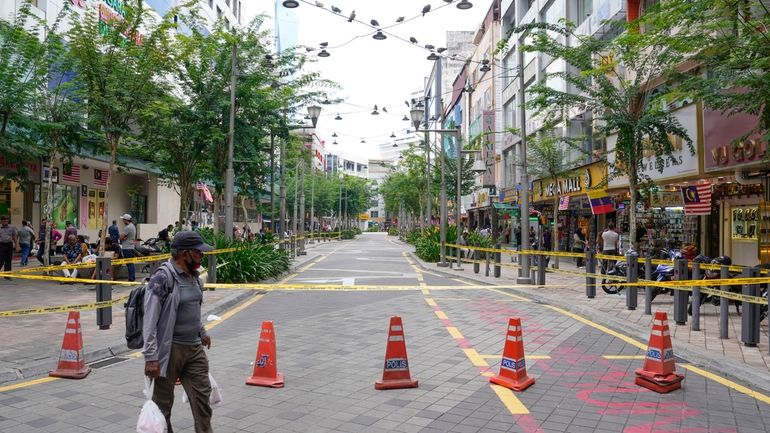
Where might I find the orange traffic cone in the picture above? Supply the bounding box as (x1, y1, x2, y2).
(489, 317, 535, 391)
(49, 311, 91, 379)
(375, 316, 418, 390)
(246, 321, 284, 388)
(635, 312, 684, 393)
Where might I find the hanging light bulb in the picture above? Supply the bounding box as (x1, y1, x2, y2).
(335, 114, 342, 120)
(360, 138, 366, 144)
(282, 0, 299, 8)
(372, 31, 387, 40)
(427, 52, 439, 61)
(390, 132, 396, 138)
(318, 49, 330, 58)
(480, 59, 491, 73)
(332, 132, 338, 137)
(392, 143, 398, 147)
(402, 115, 409, 121)
(333, 140, 338, 145)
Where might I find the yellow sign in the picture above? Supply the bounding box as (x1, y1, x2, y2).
(531, 162, 606, 203)
(358, 213, 369, 220)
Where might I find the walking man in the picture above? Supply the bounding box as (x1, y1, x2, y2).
(0, 216, 19, 278)
(18, 221, 34, 266)
(108, 220, 120, 243)
(143, 231, 214, 433)
(120, 214, 136, 282)
(597, 221, 620, 273)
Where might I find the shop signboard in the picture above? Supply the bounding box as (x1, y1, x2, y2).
(607, 103, 700, 187)
(650, 191, 683, 208)
(530, 161, 606, 203)
(703, 109, 767, 173)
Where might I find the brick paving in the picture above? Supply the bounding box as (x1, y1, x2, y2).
(416, 245, 770, 374)
(1, 234, 769, 432)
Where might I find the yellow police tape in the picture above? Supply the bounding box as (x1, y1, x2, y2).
(0, 296, 129, 317)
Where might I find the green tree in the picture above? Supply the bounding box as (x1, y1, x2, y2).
(648, 0, 770, 144)
(68, 0, 178, 252)
(510, 17, 694, 250)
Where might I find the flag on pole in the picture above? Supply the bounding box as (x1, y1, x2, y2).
(587, 189, 613, 215)
(558, 196, 570, 211)
(681, 183, 712, 215)
(201, 183, 213, 203)
(62, 164, 80, 183)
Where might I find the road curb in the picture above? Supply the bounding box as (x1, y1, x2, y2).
(407, 251, 770, 397)
(0, 289, 259, 385)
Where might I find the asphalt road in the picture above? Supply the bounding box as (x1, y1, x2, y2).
(2, 233, 770, 432)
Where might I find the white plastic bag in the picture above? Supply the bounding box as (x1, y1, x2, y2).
(181, 373, 222, 405)
(137, 378, 166, 433)
(209, 373, 222, 405)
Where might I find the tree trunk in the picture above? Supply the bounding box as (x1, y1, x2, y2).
(43, 148, 57, 267)
(212, 191, 220, 233)
(552, 179, 560, 269)
(628, 162, 638, 254)
(178, 180, 193, 224)
(98, 133, 119, 256)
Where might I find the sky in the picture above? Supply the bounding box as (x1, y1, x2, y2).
(242, 0, 488, 162)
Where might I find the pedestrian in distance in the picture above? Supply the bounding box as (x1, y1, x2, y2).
(108, 219, 120, 243)
(573, 227, 587, 268)
(0, 216, 19, 279)
(61, 234, 82, 282)
(143, 231, 214, 433)
(37, 217, 62, 265)
(64, 220, 77, 240)
(18, 220, 35, 266)
(597, 221, 620, 273)
(120, 213, 137, 282)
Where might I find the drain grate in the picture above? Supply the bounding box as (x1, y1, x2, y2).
(89, 356, 129, 369)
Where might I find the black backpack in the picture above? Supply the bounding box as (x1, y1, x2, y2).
(125, 264, 175, 350)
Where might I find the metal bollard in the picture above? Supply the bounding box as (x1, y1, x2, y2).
(585, 249, 596, 298)
(96, 256, 112, 330)
(207, 254, 217, 285)
(485, 251, 490, 277)
(494, 244, 501, 278)
(474, 249, 480, 274)
(625, 250, 638, 310)
(691, 261, 701, 331)
(644, 256, 653, 315)
(740, 267, 760, 347)
(720, 264, 729, 339)
(673, 258, 688, 325)
(537, 253, 546, 286)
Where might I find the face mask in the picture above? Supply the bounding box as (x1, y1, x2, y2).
(185, 252, 202, 272)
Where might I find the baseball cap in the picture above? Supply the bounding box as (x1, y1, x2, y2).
(120, 213, 133, 221)
(171, 231, 214, 252)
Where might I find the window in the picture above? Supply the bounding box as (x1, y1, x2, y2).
(577, 0, 592, 25)
(483, 89, 491, 111)
(371, 211, 379, 218)
(128, 194, 148, 225)
(41, 185, 80, 230)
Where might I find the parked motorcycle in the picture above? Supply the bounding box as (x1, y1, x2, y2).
(687, 255, 742, 316)
(135, 238, 164, 273)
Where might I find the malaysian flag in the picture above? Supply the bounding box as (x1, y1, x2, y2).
(94, 169, 109, 186)
(558, 196, 570, 211)
(587, 189, 614, 215)
(681, 183, 712, 215)
(62, 164, 80, 183)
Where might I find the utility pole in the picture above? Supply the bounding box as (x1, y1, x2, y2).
(225, 43, 237, 239)
(293, 161, 299, 238)
(299, 159, 306, 255)
(270, 131, 275, 233)
(436, 58, 448, 267)
(516, 42, 532, 284)
(424, 96, 431, 229)
(309, 164, 315, 243)
(279, 134, 286, 244)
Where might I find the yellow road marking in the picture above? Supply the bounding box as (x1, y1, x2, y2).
(603, 355, 645, 360)
(681, 364, 770, 405)
(485, 287, 531, 302)
(490, 384, 530, 414)
(205, 294, 264, 331)
(543, 305, 647, 351)
(1, 291, 267, 393)
(435, 311, 448, 320)
(446, 326, 463, 339)
(425, 298, 437, 307)
(0, 377, 58, 393)
(463, 348, 489, 367)
(480, 354, 551, 360)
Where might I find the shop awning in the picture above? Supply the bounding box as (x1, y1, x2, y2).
(493, 202, 520, 217)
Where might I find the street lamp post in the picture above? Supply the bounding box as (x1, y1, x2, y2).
(516, 42, 532, 284)
(338, 170, 343, 236)
(309, 166, 315, 244)
(225, 43, 237, 239)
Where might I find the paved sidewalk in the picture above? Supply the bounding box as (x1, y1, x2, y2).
(399, 240, 770, 392)
(0, 240, 331, 384)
